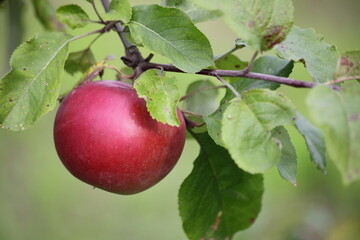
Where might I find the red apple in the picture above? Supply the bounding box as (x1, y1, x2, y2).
(53, 80, 186, 195)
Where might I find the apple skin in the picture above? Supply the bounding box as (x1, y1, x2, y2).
(53, 80, 186, 195)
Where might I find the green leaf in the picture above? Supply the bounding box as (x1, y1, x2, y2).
(306, 83, 360, 184)
(215, 54, 248, 84)
(276, 26, 339, 83)
(222, 89, 296, 173)
(162, 0, 221, 23)
(183, 80, 219, 116)
(205, 56, 294, 146)
(272, 126, 297, 185)
(128, 4, 214, 73)
(190, 0, 294, 51)
(31, 0, 63, 31)
(179, 132, 263, 240)
(0, 32, 71, 131)
(56, 4, 89, 29)
(295, 112, 326, 173)
(204, 103, 229, 147)
(85, 0, 94, 4)
(64, 48, 96, 75)
(134, 69, 180, 126)
(104, 0, 132, 23)
(335, 50, 360, 80)
(225, 56, 293, 99)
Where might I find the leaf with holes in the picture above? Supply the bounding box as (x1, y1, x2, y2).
(179, 132, 263, 240)
(306, 83, 360, 184)
(0, 32, 71, 131)
(128, 4, 214, 73)
(222, 89, 296, 173)
(190, 0, 294, 51)
(134, 69, 180, 126)
(276, 26, 339, 83)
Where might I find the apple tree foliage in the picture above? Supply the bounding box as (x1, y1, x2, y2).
(1, 0, 360, 239)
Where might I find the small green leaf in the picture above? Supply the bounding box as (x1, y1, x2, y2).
(128, 4, 214, 73)
(31, 0, 63, 31)
(222, 89, 296, 173)
(134, 69, 180, 126)
(335, 50, 360, 80)
(56, 4, 90, 29)
(306, 83, 360, 184)
(104, 0, 132, 23)
(179, 132, 263, 240)
(273, 126, 297, 185)
(276, 26, 339, 83)
(162, 0, 221, 23)
(64, 48, 96, 75)
(0, 32, 71, 131)
(183, 80, 219, 117)
(295, 112, 326, 172)
(85, 0, 94, 4)
(191, 0, 294, 51)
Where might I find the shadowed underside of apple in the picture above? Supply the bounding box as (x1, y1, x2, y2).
(53, 80, 186, 195)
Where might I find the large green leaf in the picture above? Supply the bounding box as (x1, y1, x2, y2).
(179, 132, 263, 240)
(306, 84, 360, 184)
(134, 69, 180, 126)
(276, 26, 339, 83)
(162, 0, 221, 23)
(190, 0, 294, 51)
(64, 48, 96, 75)
(128, 4, 214, 73)
(295, 112, 326, 172)
(222, 89, 296, 173)
(335, 50, 360, 80)
(56, 4, 90, 29)
(104, 0, 132, 23)
(205, 55, 294, 147)
(0, 32, 71, 131)
(273, 126, 297, 185)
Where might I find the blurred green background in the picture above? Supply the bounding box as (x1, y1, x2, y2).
(1, 0, 360, 239)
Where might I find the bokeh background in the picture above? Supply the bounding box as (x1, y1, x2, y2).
(1, 0, 360, 239)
